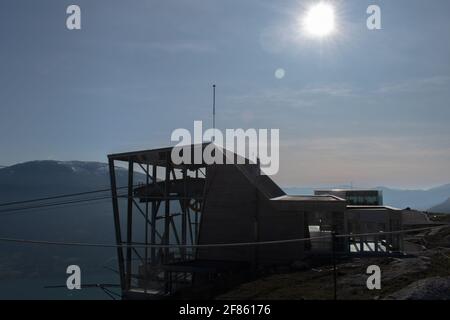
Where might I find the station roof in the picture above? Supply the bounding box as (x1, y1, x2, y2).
(346, 205, 401, 211)
(272, 195, 345, 202)
(108, 143, 255, 169)
(270, 195, 347, 211)
(315, 189, 381, 193)
(109, 145, 188, 167)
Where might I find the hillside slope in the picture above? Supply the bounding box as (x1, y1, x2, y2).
(429, 198, 450, 214)
(0, 160, 146, 289)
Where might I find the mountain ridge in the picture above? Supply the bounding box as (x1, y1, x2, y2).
(0, 160, 146, 285)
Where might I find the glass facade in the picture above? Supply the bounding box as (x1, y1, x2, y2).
(314, 190, 383, 206)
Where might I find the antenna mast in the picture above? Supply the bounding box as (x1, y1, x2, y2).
(212, 84, 216, 131)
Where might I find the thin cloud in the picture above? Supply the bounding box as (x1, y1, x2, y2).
(378, 76, 450, 94)
(146, 41, 217, 54)
(120, 40, 216, 54)
(228, 84, 356, 105)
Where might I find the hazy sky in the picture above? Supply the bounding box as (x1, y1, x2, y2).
(1, 0, 449, 188)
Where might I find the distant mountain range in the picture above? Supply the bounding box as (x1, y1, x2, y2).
(0, 160, 148, 291)
(378, 185, 450, 212)
(0, 160, 130, 201)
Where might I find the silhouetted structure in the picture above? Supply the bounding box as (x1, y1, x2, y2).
(108, 144, 402, 299)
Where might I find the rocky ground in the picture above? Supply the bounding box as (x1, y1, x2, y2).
(217, 218, 450, 300)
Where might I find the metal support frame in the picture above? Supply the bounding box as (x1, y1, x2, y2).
(108, 159, 126, 291)
(126, 160, 134, 290)
(108, 154, 207, 297)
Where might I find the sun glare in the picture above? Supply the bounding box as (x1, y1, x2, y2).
(302, 2, 336, 38)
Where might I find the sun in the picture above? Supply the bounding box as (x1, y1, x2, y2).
(302, 2, 336, 38)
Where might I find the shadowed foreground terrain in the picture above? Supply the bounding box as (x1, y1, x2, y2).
(218, 221, 450, 300)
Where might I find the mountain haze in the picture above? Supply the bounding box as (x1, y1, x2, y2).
(378, 185, 450, 210)
(0, 160, 148, 297)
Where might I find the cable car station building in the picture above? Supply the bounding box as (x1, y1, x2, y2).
(108, 143, 402, 299)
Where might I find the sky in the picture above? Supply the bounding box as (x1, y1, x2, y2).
(0, 0, 449, 189)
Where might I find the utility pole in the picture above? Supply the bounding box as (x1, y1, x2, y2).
(332, 231, 337, 300)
